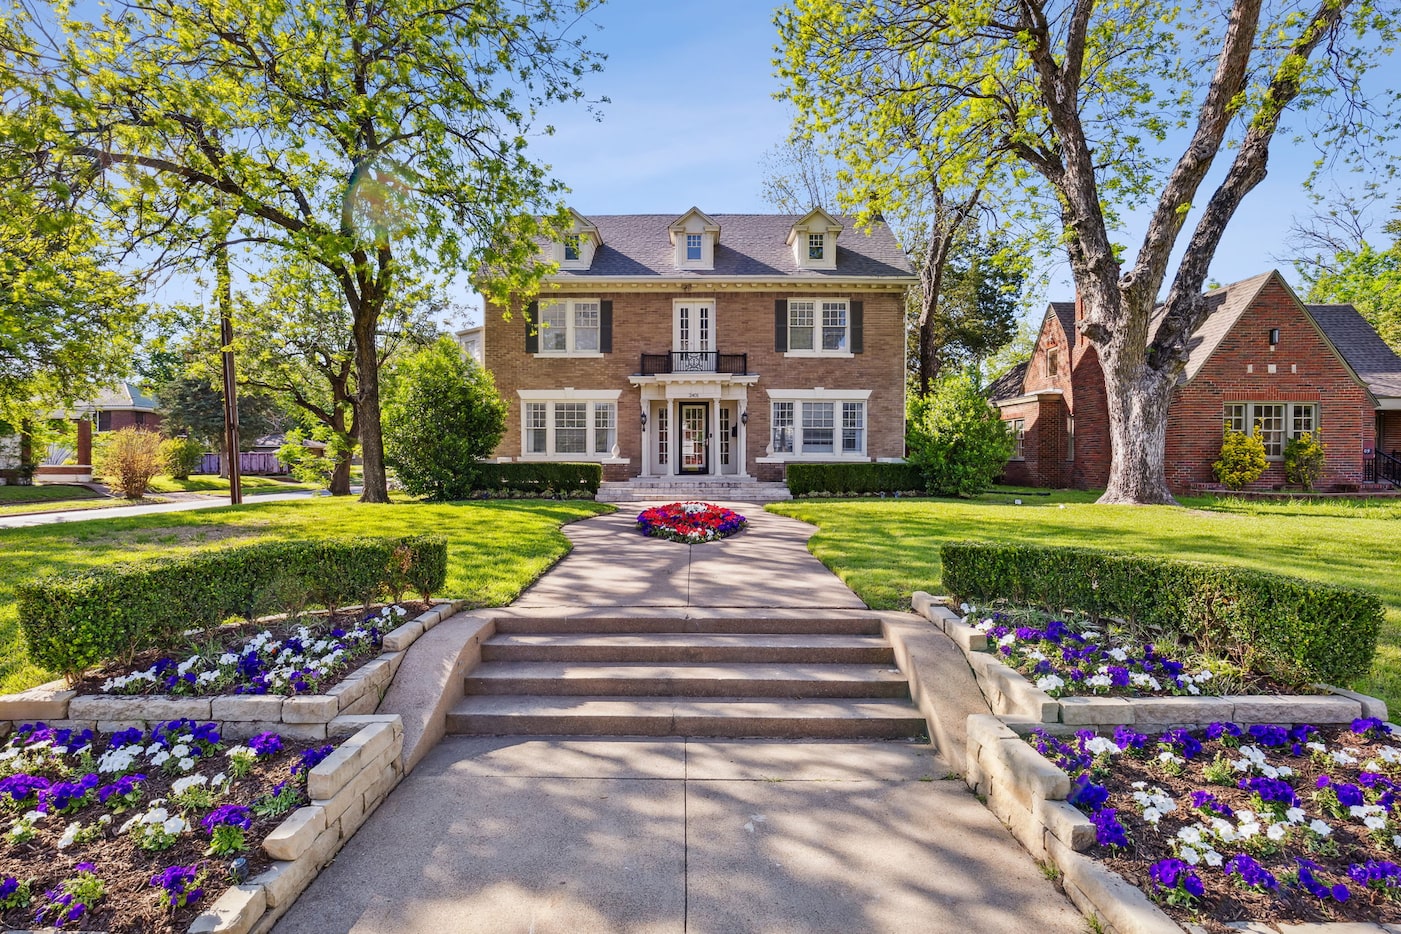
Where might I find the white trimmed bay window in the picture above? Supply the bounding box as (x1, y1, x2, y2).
(766, 390, 870, 459)
(519, 390, 623, 461)
(1223, 402, 1317, 460)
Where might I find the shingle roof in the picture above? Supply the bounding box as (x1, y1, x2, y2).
(1148, 271, 1276, 384)
(87, 382, 160, 412)
(986, 361, 1029, 402)
(551, 213, 914, 280)
(1048, 301, 1078, 351)
(1306, 304, 1401, 399)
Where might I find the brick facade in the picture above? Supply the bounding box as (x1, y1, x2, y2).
(484, 287, 908, 481)
(996, 274, 1383, 493)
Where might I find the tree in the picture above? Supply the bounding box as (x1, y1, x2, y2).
(778, 0, 1396, 504)
(906, 373, 1015, 497)
(11, 0, 604, 503)
(155, 371, 284, 476)
(1290, 197, 1401, 353)
(382, 338, 507, 502)
(95, 428, 164, 499)
(758, 140, 840, 213)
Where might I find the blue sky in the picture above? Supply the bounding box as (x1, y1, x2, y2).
(509, 0, 1400, 323)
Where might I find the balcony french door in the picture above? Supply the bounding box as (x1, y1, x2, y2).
(679, 402, 709, 474)
(674, 301, 716, 372)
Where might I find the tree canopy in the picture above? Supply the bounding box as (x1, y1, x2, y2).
(778, 0, 1397, 504)
(7, 0, 604, 501)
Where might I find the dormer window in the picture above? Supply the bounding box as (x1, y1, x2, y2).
(686, 234, 703, 261)
(563, 237, 580, 262)
(553, 208, 601, 269)
(668, 207, 720, 270)
(787, 207, 843, 270)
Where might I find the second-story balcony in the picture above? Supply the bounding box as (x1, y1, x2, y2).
(639, 350, 750, 377)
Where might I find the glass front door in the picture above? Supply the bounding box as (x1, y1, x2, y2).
(679, 402, 708, 474)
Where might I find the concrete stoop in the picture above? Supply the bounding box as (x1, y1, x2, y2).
(596, 478, 792, 503)
(446, 614, 926, 740)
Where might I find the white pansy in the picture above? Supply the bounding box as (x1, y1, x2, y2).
(150, 751, 171, 767)
(56, 822, 81, 849)
(1024, 650, 1047, 662)
(999, 633, 1016, 647)
(1266, 823, 1288, 841)
(1186, 684, 1201, 695)
(1193, 670, 1213, 683)
(1377, 746, 1401, 764)
(162, 815, 189, 835)
(1178, 846, 1199, 865)
(1203, 849, 1223, 867)
(1087, 675, 1113, 690)
(1107, 648, 1129, 662)
(1035, 675, 1065, 692)
(178, 757, 195, 772)
(1083, 737, 1121, 757)
(170, 744, 190, 758)
(1306, 741, 1328, 754)
(171, 774, 207, 795)
(1176, 826, 1203, 845)
(1237, 821, 1261, 839)
(1331, 749, 1359, 766)
(1309, 819, 1332, 837)
(1285, 807, 1306, 824)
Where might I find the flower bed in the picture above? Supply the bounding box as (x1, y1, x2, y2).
(0, 719, 326, 932)
(1026, 718, 1401, 928)
(84, 605, 414, 698)
(636, 502, 747, 543)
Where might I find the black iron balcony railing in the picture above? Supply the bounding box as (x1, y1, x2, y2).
(639, 351, 749, 376)
(1364, 450, 1401, 487)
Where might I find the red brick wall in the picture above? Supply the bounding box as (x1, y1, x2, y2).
(484, 287, 907, 479)
(1164, 278, 1374, 491)
(997, 399, 1039, 486)
(1067, 344, 1110, 490)
(1378, 411, 1401, 458)
(99, 411, 163, 433)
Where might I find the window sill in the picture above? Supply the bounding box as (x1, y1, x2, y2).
(783, 351, 854, 359)
(517, 454, 630, 465)
(533, 352, 605, 359)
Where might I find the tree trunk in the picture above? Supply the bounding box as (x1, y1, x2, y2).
(353, 308, 389, 503)
(328, 446, 353, 496)
(1098, 359, 1177, 505)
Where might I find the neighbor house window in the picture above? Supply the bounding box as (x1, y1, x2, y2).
(1066, 414, 1075, 462)
(1223, 402, 1319, 460)
(95, 411, 113, 433)
(1010, 418, 1026, 459)
(686, 233, 702, 261)
(787, 298, 850, 354)
(522, 398, 619, 458)
(808, 233, 824, 260)
(1047, 347, 1060, 377)
(772, 402, 794, 453)
(537, 299, 603, 355)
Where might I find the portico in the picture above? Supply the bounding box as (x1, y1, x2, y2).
(630, 373, 760, 478)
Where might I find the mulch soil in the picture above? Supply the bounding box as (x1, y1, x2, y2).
(71, 602, 429, 699)
(1081, 725, 1401, 930)
(0, 738, 324, 932)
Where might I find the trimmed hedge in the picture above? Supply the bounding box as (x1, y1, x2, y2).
(17, 535, 448, 682)
(940, 541, 1383, 687)
(786, 462, 924, 497)
(473, 462, 602, 495)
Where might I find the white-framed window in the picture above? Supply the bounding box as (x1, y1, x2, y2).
(786, 298, 850, 356)
(802, 402, 835, 454)
(1011, 419, 1026, 460)
(772, 402, 794, 454)
(765, 390, 870, 459)
(1223, 402, 1319, 460)
(537, 299, 602, 356)
(518, 393, 621, 460)
(656, 405, 669, 465)
(686, 233, 702, 261)
(808, 233, 824, 260)
(841, 402, 864, 453)
(563, 236, 580, 261)
(1066, 414, 1075, 462)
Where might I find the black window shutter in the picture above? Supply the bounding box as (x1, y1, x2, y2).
(850, 300, 864, 354)
(774, 299, 788, 352)
(600, 300, 613, 353)
(524, 301, 538, 354)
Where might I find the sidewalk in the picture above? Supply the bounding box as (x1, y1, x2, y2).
(0, 491, 317, 529)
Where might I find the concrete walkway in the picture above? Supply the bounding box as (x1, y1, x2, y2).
(517, 502, 866, 609)
(275, 503, 1084, 933)
(273, 739, 1082, 934)
(0, 490, 317, 529)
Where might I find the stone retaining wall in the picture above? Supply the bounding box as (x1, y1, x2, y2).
(911, 591, 1386, 730)
(187, 714, 406, 934)
(0, 600, 464, 739)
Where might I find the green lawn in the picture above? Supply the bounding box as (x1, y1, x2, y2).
(147, 474, 322, 495)
(769, 492, 1401, 711)
(0, 485, 112, 518)
(0, 497, 612, 694)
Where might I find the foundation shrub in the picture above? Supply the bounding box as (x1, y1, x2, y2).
(471, 462, 602, 495)
(786, 462, 924, 496)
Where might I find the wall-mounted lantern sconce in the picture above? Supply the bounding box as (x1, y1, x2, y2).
(740, 411, 748, 426)
(1268, 328, 1280, 347)
(640, 412, 647, 429)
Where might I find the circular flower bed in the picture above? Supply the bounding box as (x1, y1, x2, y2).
(636, 502, 747, 543)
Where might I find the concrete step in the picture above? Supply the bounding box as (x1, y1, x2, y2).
(480, 633, 896, 665)
(596, 480, 792, 503)
(490, 616, 884, 636)
(445, 696, 927, 739)
(465, 662, 911, 698)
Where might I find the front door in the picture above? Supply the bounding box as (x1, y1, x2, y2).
(679, 402, 709, 474)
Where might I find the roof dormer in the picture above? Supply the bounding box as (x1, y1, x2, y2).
(668, 207, 720, 270)
(552, 208, 602, 270)
(786, 207, 843, 270)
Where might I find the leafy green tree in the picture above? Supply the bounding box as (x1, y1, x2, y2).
(906, 373, 1015, 497)
(158, 437, 204, 481)
(10, 0, 604, 503)
(383, 338, 506, 501)
(154, 370, 285, 476)
(778, 0, 1396, 504)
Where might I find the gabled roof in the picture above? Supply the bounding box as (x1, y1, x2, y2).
(1047, 301, 1078, 352)
(1148, 271, 1276, 383)
(1307, 304, 1401, 400)
(986, 361, 1030, 403)
(785, 206, 844, 245)
(567, 207, 601, 244)
(547, 213, 914, 280)
(667, 207, 721, 244)
(80, 382, 160, 413)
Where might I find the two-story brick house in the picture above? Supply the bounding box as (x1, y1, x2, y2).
(480, 208, 915, 497)
(991, 270, 1401, 493)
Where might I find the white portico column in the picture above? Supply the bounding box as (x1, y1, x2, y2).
(710, 397, 720, 476)
(737, 389, 749, 478)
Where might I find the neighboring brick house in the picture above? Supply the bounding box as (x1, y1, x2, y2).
(36, 382, 165, 483)
(991, 271, 1401, 492)
(480, 207, 915, 490)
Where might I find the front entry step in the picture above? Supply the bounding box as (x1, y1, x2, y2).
(465, 662, 911, 698)
(481, 633, 896, 665)
(445, 697, 926, 739)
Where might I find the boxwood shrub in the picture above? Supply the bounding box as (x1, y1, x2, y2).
(786, 462, 924, 497)
(940, 541, 1383, 687)
(17, 534, 448, 682)
(473, 462, 602, 495)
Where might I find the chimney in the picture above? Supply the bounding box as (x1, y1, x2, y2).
(1074, 291, 1084, 322)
